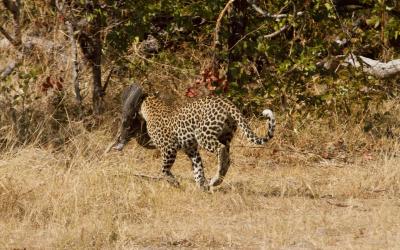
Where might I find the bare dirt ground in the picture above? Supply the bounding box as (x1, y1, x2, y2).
(1, 114, 399, 249)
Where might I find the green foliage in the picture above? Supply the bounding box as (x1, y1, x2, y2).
(2, 0, 399, 118)
(211, 0, 400, 114)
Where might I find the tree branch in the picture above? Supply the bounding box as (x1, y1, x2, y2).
(264, 24, 289, 38)
(247, 0, 304, 19)
(2, 0, 21, 46)
(245, 1, 303, 40)
(213, 0, 235, 52)
(102, 66, 114, 95)
(0, 25, 18, 47)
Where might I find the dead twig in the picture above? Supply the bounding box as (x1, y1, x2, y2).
(326, 199, 351, 207)
(132, 173, 164, 181)
(264, 24, 289, 38)
(246, 1, 303, 40)
(232, 144, 265, 148)
(326, 199, 366, 211)
(247, 0, 304, 19)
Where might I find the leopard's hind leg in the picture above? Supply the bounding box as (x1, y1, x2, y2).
(209, 119, 236, 187)
(198, 120, 236, 187)
(208, 143, 230, 187)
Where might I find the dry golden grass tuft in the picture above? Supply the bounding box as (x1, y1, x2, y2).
(1, 110, 400, 249)
(1, 6, 400, 248)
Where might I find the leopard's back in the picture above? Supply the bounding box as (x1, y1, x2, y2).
(138, 94, 275, 189)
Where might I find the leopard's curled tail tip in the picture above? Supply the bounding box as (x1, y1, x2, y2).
(262, 108, 275, 139)
(262, 109, 274, 120)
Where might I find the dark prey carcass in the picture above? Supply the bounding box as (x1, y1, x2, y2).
(111, 84, 154, 151)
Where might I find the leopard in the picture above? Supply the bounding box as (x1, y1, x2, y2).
(112, 84, 275, 190)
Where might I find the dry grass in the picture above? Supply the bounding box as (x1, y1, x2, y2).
(1, 11, 400, 248)
(1, 112, 399, 249)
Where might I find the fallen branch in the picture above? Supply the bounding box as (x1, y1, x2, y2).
(132, 173, 182, 188)
(344, 54, 400, 78)
(132, 173, 163, 181)
(112, 172, 163, 181)
(326, 199, 351, 207)
(0, 36, 61, 53)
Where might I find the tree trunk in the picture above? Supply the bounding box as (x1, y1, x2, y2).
(66, 21, 82, 107)
(91, 44, 103, 114)
(91, 12, 103, 115)
(227, 0, 248, 85)
(76, 12, 104, 115)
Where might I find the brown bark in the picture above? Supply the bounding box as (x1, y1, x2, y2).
(76, 14, 104, 114)
(227, 0, 248, 84)
(66, 21, 82, 106)
(91, 21, 103, 115)
(2, 0, 21, 46)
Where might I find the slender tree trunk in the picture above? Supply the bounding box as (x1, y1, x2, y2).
(13, 0, 21, 45)
(66, 21, 82, 107)
(92, 64, 103, 114)
(76, 11, 104, 115)
(91, 28, 103, 115)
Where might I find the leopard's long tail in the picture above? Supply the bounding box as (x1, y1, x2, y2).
(231, 106, 275, 145)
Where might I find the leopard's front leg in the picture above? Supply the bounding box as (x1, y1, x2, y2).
(161, 148, 180, 187)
